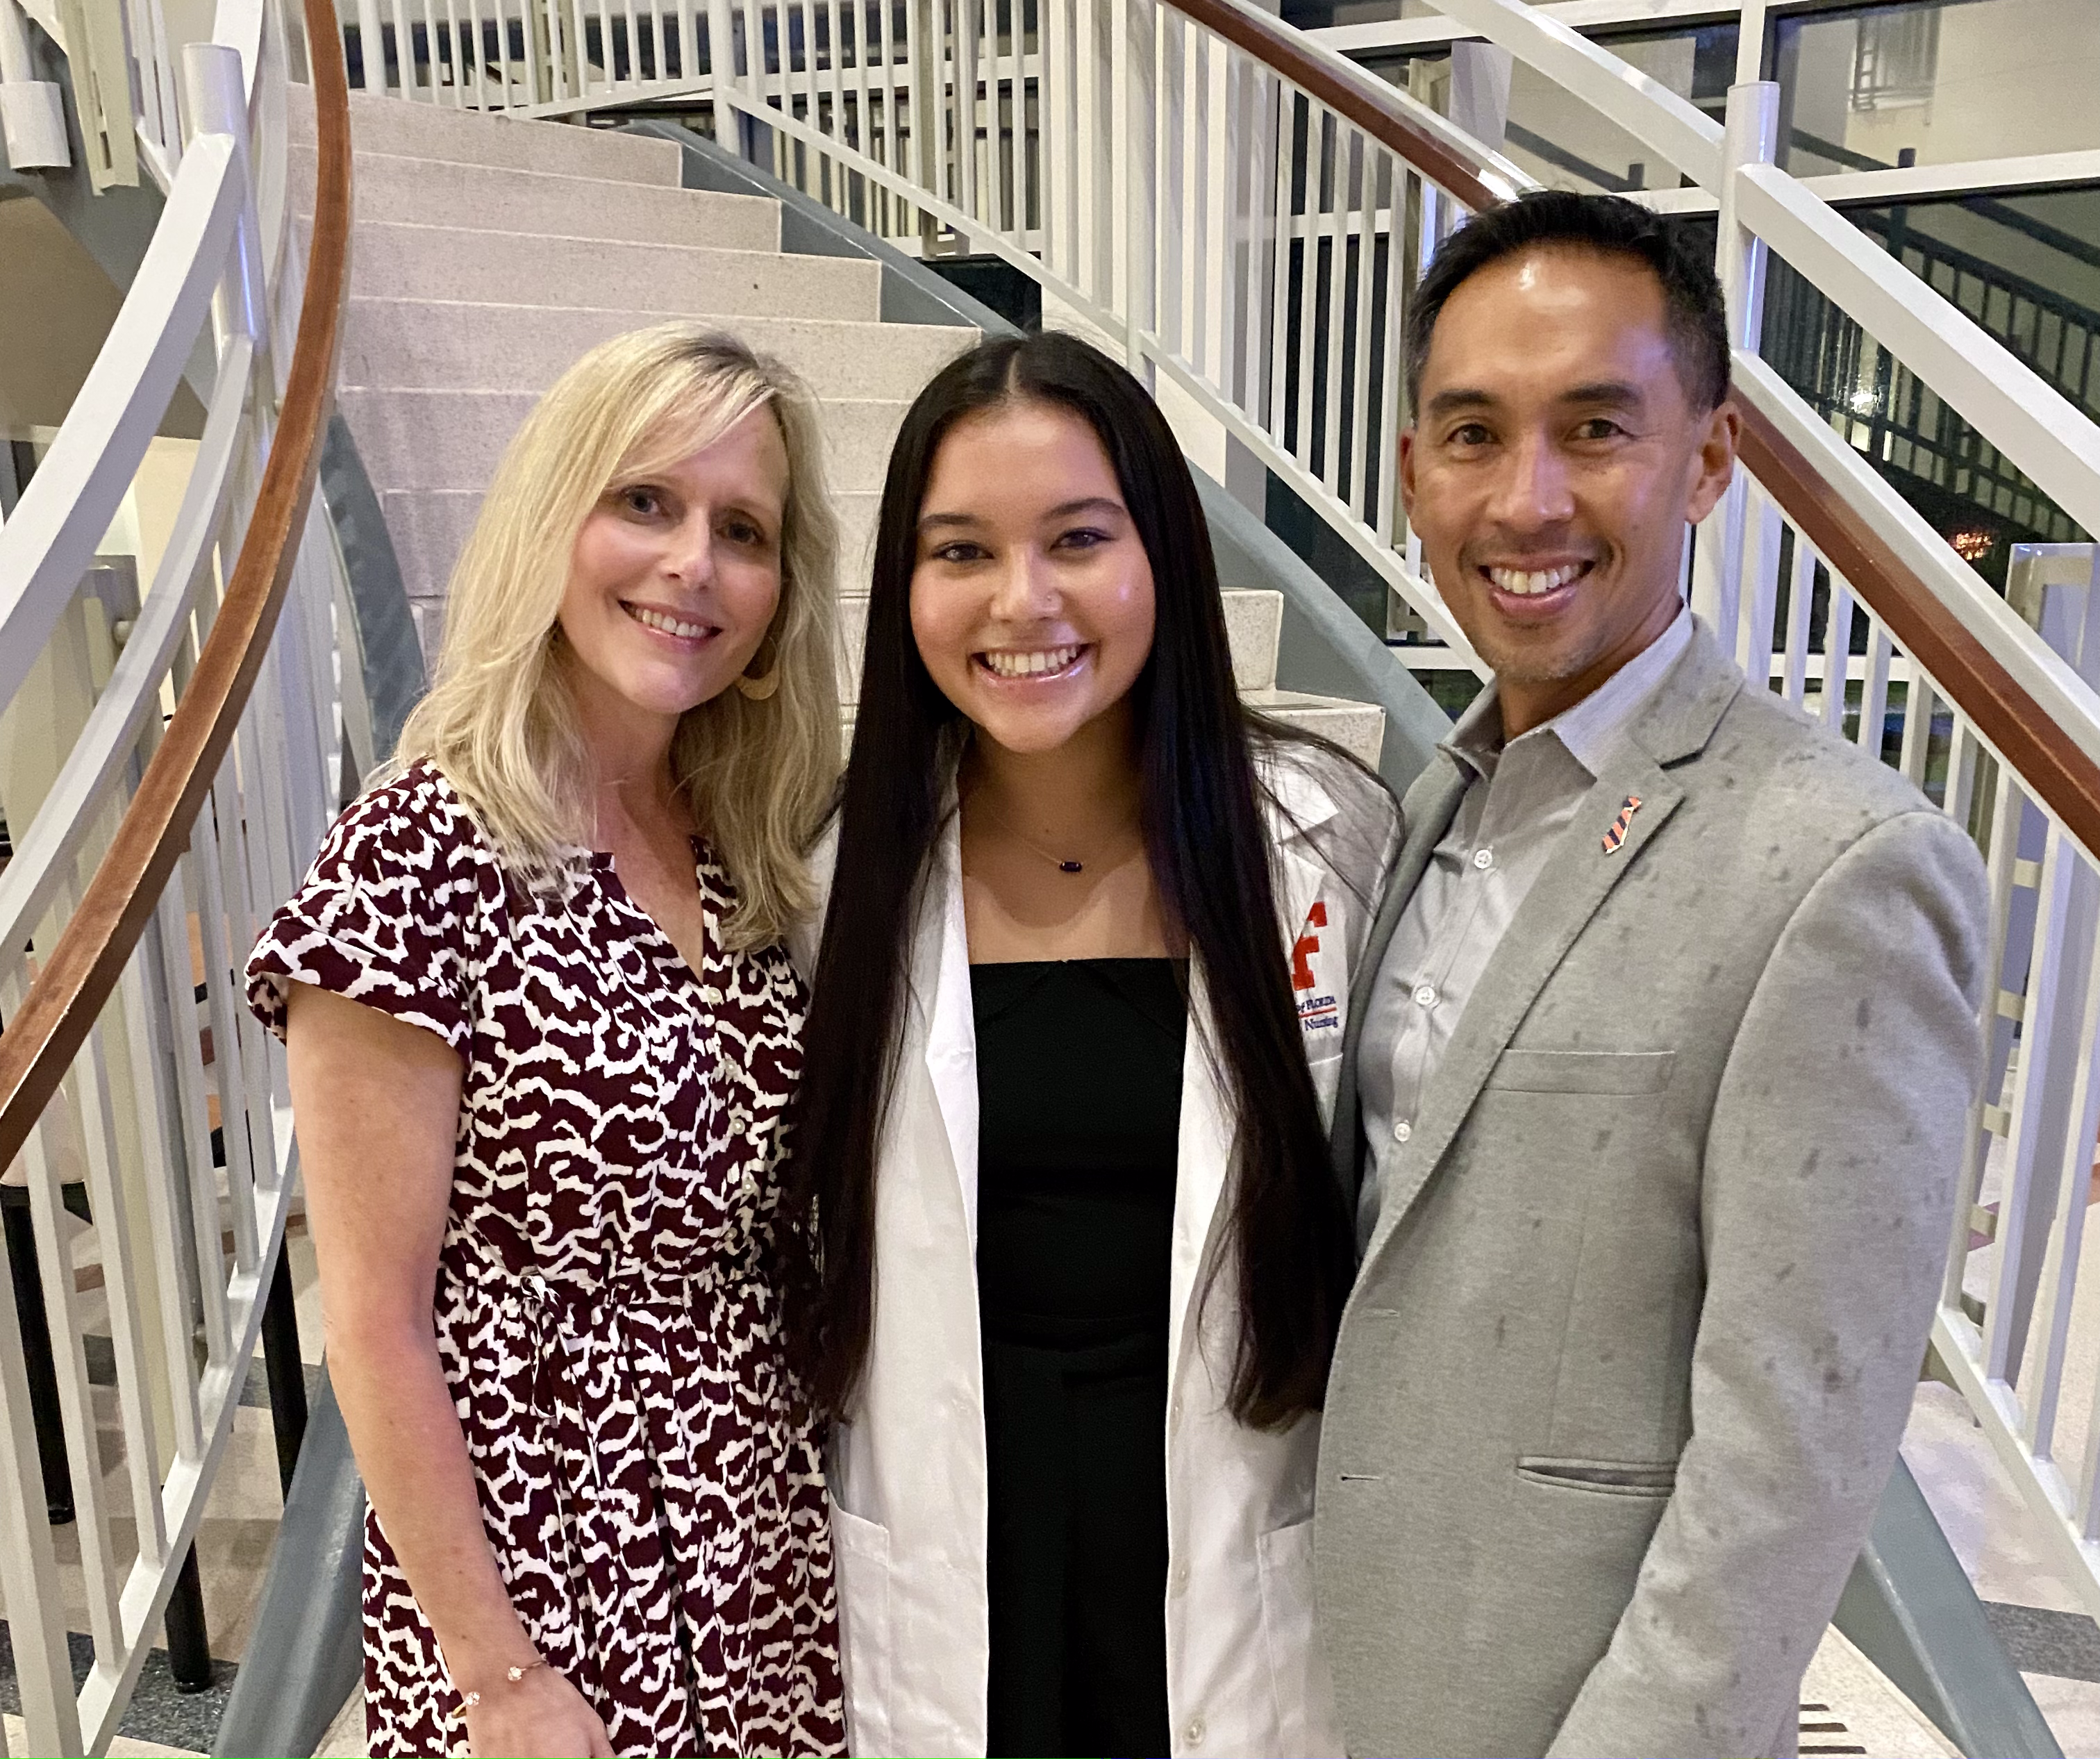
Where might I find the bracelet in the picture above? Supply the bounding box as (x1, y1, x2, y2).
(459, 1656, 548, 1713)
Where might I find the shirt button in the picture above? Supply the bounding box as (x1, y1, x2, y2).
(1185, 1717, 1206, 1746)
(1473, 847, 1494, 870)
(1169, 1396, 1184, 1426)
(1394, 1119, 1412, 1144)
(1412, 983, 1438, 1008)
(1170, 1562, 1190, 1594)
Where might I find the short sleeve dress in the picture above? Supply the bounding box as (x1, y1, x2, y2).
(246, 760, 846, 1759)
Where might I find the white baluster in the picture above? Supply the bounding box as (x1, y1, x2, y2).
(1821, 577, 1854, 736)
(1372, 156, 1403, 551)
(1344, 130, 1375, 524)
(1263, 83, 1292, 452)
(1985, 823, 2076, 1385)
(1946, 763, 2023, 1314)
(1316, 117, 1347, 497)
(1856, 614, 1893, 758)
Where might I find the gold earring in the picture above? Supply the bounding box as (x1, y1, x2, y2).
(734, 634, 781, 701)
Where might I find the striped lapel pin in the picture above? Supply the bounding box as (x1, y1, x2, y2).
(1601, 794, 1644, 856)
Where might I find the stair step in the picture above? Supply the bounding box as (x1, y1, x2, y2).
(383, 487, 881, 608)
(343, 387, 908, 497)
(290, 146, 779, 252)
(1245, 691, 1385, 768)
(323, 219, 881, 319)
(288, 80, 682, 185)
(1222, 590, 1282, 693)
(340, 299, 976, 403)
(833, 587, 1284, 707)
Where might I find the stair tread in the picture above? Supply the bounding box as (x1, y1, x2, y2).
(338, 299, 976, 399)
(288, 146, 778, 247)
(1245, 687, 1381, 709)
(285, 81, 683, 184)
(294, 144, 765, 200)
(346, 389, 907, 494)
(335, 213, 792, 256)
(321, 219, 883, 323)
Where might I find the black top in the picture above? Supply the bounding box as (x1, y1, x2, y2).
(972, 958, 1188, 1759)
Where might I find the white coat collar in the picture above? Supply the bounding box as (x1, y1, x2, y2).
(920, 772, 981, 1247)
(1256, 742, 1342, 849)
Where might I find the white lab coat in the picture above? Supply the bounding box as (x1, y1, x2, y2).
(795, 742, 1398, 1759)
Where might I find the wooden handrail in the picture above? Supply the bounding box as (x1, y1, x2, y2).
(1733, 399, 2100, 858)
(1163, 0, 2100, 853)
(1170, 0, 1506, 212)
(0, 0, 352, 1176)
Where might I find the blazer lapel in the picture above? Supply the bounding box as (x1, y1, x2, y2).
(1359, 622, 1746, 1269)
(1327, 753, 1471, 1200)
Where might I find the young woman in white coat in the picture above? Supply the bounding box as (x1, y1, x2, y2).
(781, 331, 1397, 1759)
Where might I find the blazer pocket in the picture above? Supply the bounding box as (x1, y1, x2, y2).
(828, 1499, 895, 1756)
(1485, 1049, 1676, 1095)
(1517, 1456, 1678, 1498)
(1256, 1517, 1344, 1757)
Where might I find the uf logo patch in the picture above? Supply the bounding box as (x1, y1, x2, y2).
(1292, 901, 1340, 1032)
(1290, 901, 1328, 990)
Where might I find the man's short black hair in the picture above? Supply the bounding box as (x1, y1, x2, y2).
(1406, 190, 1731, 414)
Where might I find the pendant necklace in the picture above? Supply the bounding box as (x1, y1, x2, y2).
(969, 792, 1139, 876)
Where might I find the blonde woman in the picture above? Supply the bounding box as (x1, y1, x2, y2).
(244, 327, 844, 1758)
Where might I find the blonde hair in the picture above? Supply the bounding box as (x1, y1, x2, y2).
(392, 324, 842, 949)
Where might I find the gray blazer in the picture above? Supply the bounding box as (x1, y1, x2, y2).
(1314, 619, 1990, 1759)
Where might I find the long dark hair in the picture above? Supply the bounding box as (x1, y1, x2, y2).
(781, 331, 1353, 1428)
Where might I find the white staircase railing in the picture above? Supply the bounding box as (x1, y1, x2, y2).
(0, 0, 351, 1745)
(326, 0, 2100, 1626)
(15, 0, 2100, 1687)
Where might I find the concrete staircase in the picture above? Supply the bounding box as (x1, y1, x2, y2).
(285, 87, 1382, 762)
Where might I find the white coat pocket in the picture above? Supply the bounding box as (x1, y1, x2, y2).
(1256, 1516, 1344, 1758)
(828, 1499, 895, 1757)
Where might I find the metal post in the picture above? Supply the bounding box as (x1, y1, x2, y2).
(260, 1237, 309, 1499)
(1716, 81, 1778, 360)
(0, 1193, 72, 1526)
(0, 0, 70, 169)
(163, 1542, 215, 1692)
(1691, 79, 1779, 650)
(181, 43, 273, 389)
(906, 0, 940, 251)
(358, 0, 388, 88)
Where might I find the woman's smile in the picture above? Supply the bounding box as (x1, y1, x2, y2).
(974, 642, 1093, 682)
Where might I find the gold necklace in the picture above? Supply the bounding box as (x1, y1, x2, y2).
(967, 792, 1140, 876)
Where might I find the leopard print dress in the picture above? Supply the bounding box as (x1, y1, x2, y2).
(247, 762, 846, 1758)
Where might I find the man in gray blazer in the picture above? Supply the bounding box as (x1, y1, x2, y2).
(1315, 190, 1990, 1758)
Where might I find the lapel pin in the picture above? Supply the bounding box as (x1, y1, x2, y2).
(1601, 794, 1644, 856)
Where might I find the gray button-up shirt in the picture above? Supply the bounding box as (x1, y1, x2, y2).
(1358, 610, 1693, 1235)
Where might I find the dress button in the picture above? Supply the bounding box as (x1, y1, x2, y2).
(1186, 1717, 1206, 1747)
(1473, 847, 1494, 870)
(1394, 1119, 1412, 1143)
(1412, 983, 1438, 1008)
